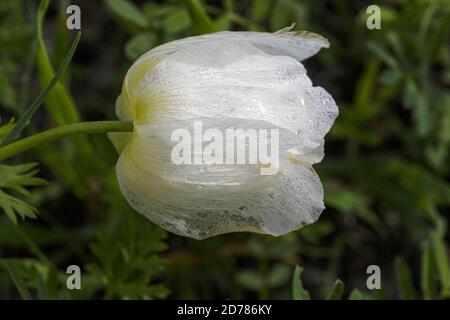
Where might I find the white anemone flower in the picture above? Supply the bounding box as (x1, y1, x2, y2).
(109, 26, 338, 239)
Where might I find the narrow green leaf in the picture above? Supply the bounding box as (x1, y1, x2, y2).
(0, 119, 15, 143)
(32, 0, 95, 197)
(431, 231, 450, 296)
(348, 289, 364, 300)
(394, 256, 416, 299)
(326, 279, 344, 300)
(402, 79, 418, 109)
(251, 0, 271, 23)
(417, 5, 436, 59)
(104, 0, 149, 29)
(270, 0, 293, 31)
(163, 8, 191, 34)
(421, 241, 437, 299)
(9, 226, 51, 264)
(235, 270, 261, 291)
(0, 32, 81, 146)
(367, 41, 400, 71)
(35, 0, 81, 125)
(429, 14, 450, 63)
(354, 58, 380, 108)
(387, 32, 409, 68)
(379, 69, 401, 85)
(125, 33, 156, 61)
(185, 0, 217, 34)
(268, 264, 291, 288)
(2, 261, 32, 300)
(292, 266, 311, 300)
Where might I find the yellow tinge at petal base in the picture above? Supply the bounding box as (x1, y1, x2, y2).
(109, 55, 165, 154)
(109, 27, 338, 239)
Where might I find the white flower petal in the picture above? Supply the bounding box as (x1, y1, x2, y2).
(120, 118, 302, 184)
(112, 28, 338, 239)
(138, 27, 329, 64)
(116, 119, 324, 239)
(123, 40, 337, 162)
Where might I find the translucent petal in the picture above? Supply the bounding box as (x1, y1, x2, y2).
(121, 117, 303, 184)
(138, 26, 329, 64)
(112, 28, 338, 239)
(108, 95, 132, 153)
(123, 39, 337, 162)
(116, 119, 324, 239)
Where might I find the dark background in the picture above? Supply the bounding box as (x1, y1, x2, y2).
(0, 0, 449, 299)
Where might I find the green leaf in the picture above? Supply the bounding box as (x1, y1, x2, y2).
(185, 0, 217, 34)
(85, 183, 169, 299)
(402, 79, 418, 109)
(431, 231, 450, 296)
(417, 4, 436, 60)
(215, 12, 233, 31)
(326, 279, 344, 300)
(104, 0, 149, 29)
(348, 289, 364, 300)
(354, 58, 380, 109)
(163, 8, 191, 34)
(0, 119, 15, 143)
(35, 0, 82, 126)
(0, 163, 47, 194)
(0, 258, 88, 299)
(379, 69, 401, 86)
(251, 0, 271, 23)
(0, 31, 80, 146)
(235, 270, 261, 291)
(0, 189, 38, 225)
(2, 261, 32, 300)
(367, 41, 400, 71)
(324, 181, 384, 234)
(428, 13, 450, 63)
(403, 81, 430, 137)
(142, 2, 173, 19)
(292, 266, 311, 300)
(0, 163, 47, 225)
(119, 283, 170, 300)
(267, 263, 291, 288)
(394, 256, 416, 299)
(387, 32, 408, 68)
(31, 0, 96, 198)
(125, 33, 156, 61)
(421, 241, 437, 299)
(270, 0, 290, 31)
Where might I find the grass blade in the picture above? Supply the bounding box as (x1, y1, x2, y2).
(104, 0, 149, 29)
(348, 289, 364, 300)
(421, 241, 437, 299)
(431, 231, 450, 297)
(394, 256, 416, 299)
(292, 266, 311, 300)
(2, 260, 32, 300)
(0, 32, 81, 146)
(326, 279, 344, 300)
(186, 0, 217, 34)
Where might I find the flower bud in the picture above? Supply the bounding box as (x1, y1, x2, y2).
(109, 26, 338, 239)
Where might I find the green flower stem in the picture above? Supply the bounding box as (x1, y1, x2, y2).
(0, 121, 133, 162)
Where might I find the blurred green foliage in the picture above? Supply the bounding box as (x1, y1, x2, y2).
(0, 0, 449, 300)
